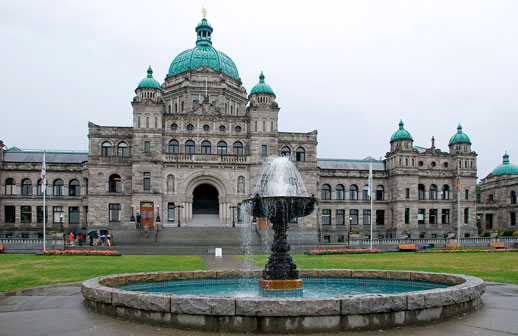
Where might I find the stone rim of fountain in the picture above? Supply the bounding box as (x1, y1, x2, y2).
(82, 269, 485, 333)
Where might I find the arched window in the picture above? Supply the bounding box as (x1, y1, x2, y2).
(53, 179, 64, 196)
(185, 140, 195, 154)
(203, 125, 210, 132)
(233, 141, 243, 155)
(101, 141, 112, 156)
(321, 184, 331, 200)
(362, 185, 370, 200)
(5, 178, 15, 195)
(442, 185, 450, 200)
(349, 185, 358, 200)
(69, 179, 80, 196)
(281, 146, 291, 157)
(296, 147, 306, 162)
(235, 126, 242, 133)
(168, 140, 179, 153)
(418, 184, 425, 200)
(36, 179, 43, 196)
(187, 124, 194, 131)
(117, 142, 128, 157)
(171, 123, 178, 131)
(511, 191, 517, 205)
(336, 184, 345, 200)
(217, 141, 227, 155)
(219, 125, 226, 132)
(488, 194, 494, 203)
(21, 178, 32, 196)
(429, 184, 438, 200)
(109, 174, 121, 193)
(201, 140, 211, 154)
(376, 185, 384, 201)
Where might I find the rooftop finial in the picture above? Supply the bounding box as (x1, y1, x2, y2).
(399, 120, 404, 129)
(202, 6, 207, 18)
(259, 71, 265, 82)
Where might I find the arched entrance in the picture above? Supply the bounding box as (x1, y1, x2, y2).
(192, 184, 220, 226)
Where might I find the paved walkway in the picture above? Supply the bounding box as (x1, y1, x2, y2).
(1, 256, 517, 335)
(201, 255, 262, 271)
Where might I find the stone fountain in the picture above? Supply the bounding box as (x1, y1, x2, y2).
(242, 156, 316, 293)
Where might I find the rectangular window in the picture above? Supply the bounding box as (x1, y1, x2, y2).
(321, 209, 331, 225)
(464, 208, 469, 224)
(262, 145, 267, 156)
(511, 212, 516, 226)
(137, 116, 141, 128)
(109, 203, 121, 222)
(337, 235, 345, 243)
(405, 188, 410, 199)
(336, 210, 345, 225)
(146, 116, 149, 128)
(363, 210, 371, 225)
(441, 209, 450, 224)
(143, 177, 151, 191)
(254, 120, 257, 132)
(418, 209, 425, 224)
(262, 120, 266, 132)
(429, 209, 437, 224)
(465, 189, 469, 200)
(154, 116, 158, 129)
(144, 141, 150, 153)
(323, 235, 331, 243)
(68, 207, 80, 224)
(404, 208, 410, 224)
(37, 206, 48, 224)
(168, 202, 175, 223)
(350, 209, 358, 225)
(271, 120, 274, 132)
(53, 206, 64, 224)
(21, 206, 32, 223)
(376, 210, 385, 225)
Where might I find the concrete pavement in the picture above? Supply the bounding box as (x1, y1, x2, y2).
(1, 256, 517, 335)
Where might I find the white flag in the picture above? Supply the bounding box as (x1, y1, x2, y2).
(41, 152, 47, 193)
(368, 160, 373, 198)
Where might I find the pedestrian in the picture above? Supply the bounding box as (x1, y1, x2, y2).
(100, 230, 107, 246)
(136, 213, 141, 229)
(69, 232, 75, 246)
(92, 230, 99, 246)
(88, 231, 94, 246)
(78, 232, 84, 246)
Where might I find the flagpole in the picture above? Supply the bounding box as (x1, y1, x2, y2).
(369, 159, 373, 250)
(457, 160, 461, 248)
(42, 150, 46, 252)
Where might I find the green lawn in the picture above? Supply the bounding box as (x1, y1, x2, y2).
(0, 255, 207, 292)
(1, 252, 517, 292)
(241, 252, 518, 284)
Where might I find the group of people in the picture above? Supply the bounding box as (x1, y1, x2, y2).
(65, 230, 113, 246)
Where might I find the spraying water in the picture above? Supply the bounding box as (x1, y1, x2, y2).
(253, 156, 308, 197)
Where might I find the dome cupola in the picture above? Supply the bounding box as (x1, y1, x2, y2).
(390, 120, 413, 142)
(449, 124, 471, 145)
(136, 66, 162, 91)
(492, 152, 518, 175)
(250, 72, 275, 96)
(167, 11, 239, 80)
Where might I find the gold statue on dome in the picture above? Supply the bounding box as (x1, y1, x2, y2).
(202, 6, 207, 18)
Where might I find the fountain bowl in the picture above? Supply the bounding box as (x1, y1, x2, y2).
(241, 195, 317, 223)
(82, 269, 485, 334)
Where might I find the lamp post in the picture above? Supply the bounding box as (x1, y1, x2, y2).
(155, 205, 161, 243)
(348, 217, 352, 248)
(60, 213, 65, 248)
(176, 205, 184, 227)
(130, 205, 135, 223)
(229, 205, 237, 227)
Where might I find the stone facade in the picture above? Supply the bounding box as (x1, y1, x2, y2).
(478, 154, 518, 232)
(0, 16, 479, 240)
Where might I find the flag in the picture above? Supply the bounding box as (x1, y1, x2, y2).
(368, 160, 373, 198)
(41, 152, 47, 193)
(456, 163, 461, 191)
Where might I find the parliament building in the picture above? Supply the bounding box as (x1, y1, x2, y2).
(0, 15, 479, 242)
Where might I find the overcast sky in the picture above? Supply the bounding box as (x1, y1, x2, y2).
(1, 0, 517, 180)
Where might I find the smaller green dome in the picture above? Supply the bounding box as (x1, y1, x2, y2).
(136, 66, 162, 91)
(449, 124, 471, 145)
(390, 120, 413, 142)
(493, 152, 518, 175)
(250, 72, 275, 96)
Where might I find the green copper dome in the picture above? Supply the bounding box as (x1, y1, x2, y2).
(390, 120, 413, 142)
(449, 124, 471, 145)
(250, 72, 275, 96)
(136, 66, 162, 91)
(493, 153, 518, 175)
(167, 18, 239, 80)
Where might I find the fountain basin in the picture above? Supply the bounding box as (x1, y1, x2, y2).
(82, 269, 485, 333)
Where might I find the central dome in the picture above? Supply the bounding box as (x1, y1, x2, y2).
(167, 18, 239, 80)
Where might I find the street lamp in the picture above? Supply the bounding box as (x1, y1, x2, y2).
(229, 205, 237, 227)
(130, 205, 135, 222)
(60, 213, 65, 248)
(156, 205, 161, 224)
(176, 205, 184, 227)
(155, 205, 162, 243)
(348, 217, 352, 248)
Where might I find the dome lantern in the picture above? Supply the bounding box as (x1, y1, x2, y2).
(449, 123, 471, 145)
(390, 120, 413, 142)
(250, 72, 275, 96)
(492, 152, 518, 175)
(136, 66, 162, 92)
